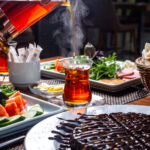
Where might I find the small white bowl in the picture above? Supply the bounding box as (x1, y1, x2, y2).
(8, 60, 40, 89)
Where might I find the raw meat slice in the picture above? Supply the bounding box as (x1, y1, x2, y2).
(123, 72, 140, 79)
(117, 68, 134, 78)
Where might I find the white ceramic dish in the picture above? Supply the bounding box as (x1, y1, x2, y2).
(0, 93, 64, 138)
(25, 105, 150, 150)
(29, 81, 64, 98)
(40, 59, 141, 92)
(8, 60, 40, 89)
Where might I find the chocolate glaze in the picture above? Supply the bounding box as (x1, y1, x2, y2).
(49, 112, 150, 150)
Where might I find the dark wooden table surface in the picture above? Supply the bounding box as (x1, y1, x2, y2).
(113, 2, 150, 53)
(2, 56, 150, 150)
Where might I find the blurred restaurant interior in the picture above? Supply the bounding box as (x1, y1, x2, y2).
(14, 0, 150, 61)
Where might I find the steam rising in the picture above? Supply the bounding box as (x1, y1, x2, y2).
(50, 0, 88, 56)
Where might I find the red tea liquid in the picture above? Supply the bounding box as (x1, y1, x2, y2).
(0, 52, 8, 73)
(63, 67, 91, 107)
(0, 1, 61, 73)
(0, 1, 61, 33)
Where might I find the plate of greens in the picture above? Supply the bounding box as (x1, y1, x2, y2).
(0, 84, 64, 138)
(40, 53, 141, 92)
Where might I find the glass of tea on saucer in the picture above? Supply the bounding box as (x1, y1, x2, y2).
(61, 56, 93, 109)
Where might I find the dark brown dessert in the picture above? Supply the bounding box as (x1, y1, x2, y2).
(71, 113, 150, 150)
(49, 112, 150, 150)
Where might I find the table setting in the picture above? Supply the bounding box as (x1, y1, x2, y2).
(1, 0, 150, 149)
(1, 42, 150, 150)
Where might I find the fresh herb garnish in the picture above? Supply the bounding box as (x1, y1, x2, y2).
(0, 89, 7, 107)
(89, 52, 120, 80)
(0, 99, 6, 107)
(0, 84, 16, 97)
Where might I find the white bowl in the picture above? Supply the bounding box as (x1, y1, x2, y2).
(8, 60, 40, 88)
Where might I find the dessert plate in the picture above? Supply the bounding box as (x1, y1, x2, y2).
(24, 105, 150, 150)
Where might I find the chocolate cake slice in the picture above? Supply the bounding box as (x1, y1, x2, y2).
(49, 112, 150, 150)
(70, 113, 150, 150)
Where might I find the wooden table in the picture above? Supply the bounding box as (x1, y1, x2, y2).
(113, 2, 150, 53)
(2, 56, 150, 150)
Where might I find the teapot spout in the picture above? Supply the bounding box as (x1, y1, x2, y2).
(61, 0, 71, 6)
(0, 0, 63, 42)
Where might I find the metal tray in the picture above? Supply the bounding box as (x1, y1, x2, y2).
(41, 59, 141, 92)
(0, 93, 64, 138)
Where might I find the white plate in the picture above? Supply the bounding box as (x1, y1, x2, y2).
(25, 105, 150, 150)
(0, 93, 64, 138)
(40, 59, 141, 92)
(29, 81, 65, 99)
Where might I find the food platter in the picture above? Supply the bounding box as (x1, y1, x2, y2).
(24, 105, 150, 150)
(90, 75, 141, 92)
(40, 59, 141, 92)
(0, 93, 64, 138)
